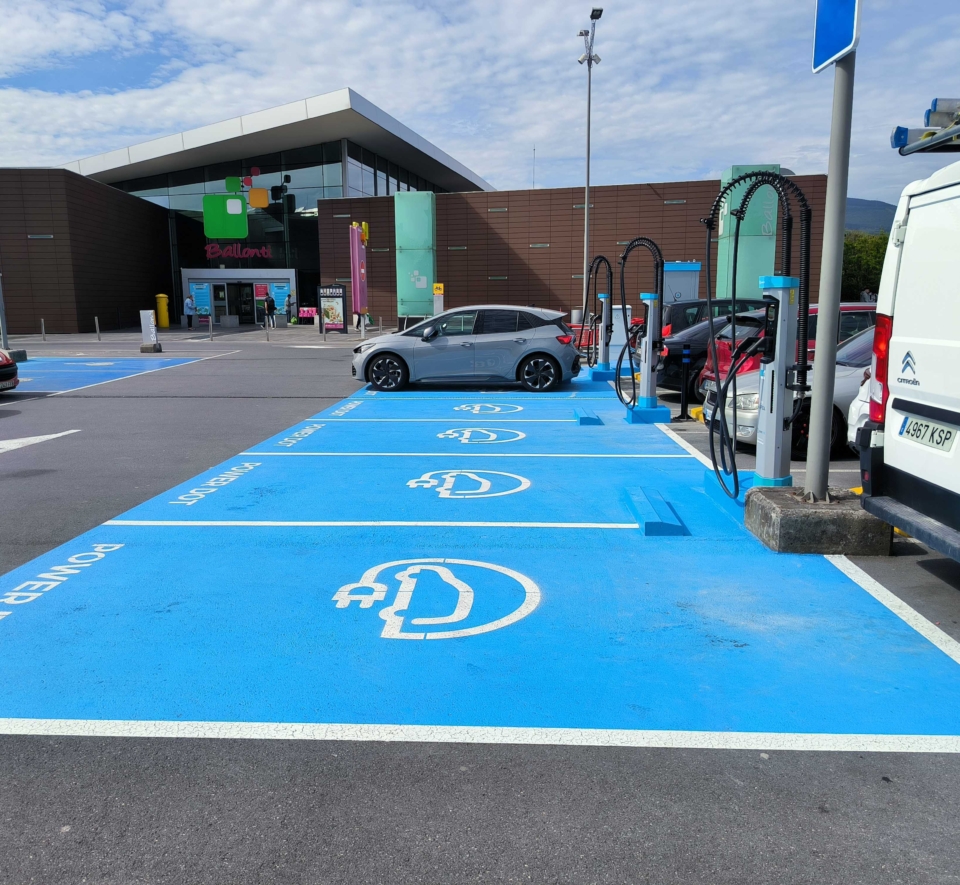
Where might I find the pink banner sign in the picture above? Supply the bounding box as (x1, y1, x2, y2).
(349, 224, 368, 316)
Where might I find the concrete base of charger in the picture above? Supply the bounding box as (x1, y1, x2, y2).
(624, 405, 672, 424)
(588, 366, 617, 381)
(8, 350, 27, 362)
(140, 343, 163, 353)
(745, 486, 892, 555)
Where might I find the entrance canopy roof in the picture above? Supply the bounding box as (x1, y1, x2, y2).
(63, 88, 492, 193)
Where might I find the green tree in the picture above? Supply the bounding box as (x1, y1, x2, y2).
(841, 230, 888, 301)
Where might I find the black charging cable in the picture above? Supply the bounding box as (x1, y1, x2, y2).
(614, 238, 664, 408)
(579, 255, 613, 368)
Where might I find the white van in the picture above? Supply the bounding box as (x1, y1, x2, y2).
(859, 160, 960, 561)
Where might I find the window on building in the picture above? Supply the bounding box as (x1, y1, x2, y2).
(322, 161, 342, 188)
(204, 161, 242, 194)
(323, 142, 341, 164)
(376, 156, 387, 196)
(347, 158, 363, 196)
(168, 167, 204, 195)
(123, 174, 167, 196)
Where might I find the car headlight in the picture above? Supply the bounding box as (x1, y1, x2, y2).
(353, 342, 377, 354)
(735, 392, 759, 410)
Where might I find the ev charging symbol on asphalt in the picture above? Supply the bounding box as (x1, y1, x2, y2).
(407, 470, 531, 498)
(437, 428, 526, 444)
(454, 404, 523, 414)
(332, 558, 541, 639)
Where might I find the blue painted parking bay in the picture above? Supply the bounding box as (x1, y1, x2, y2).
(14, 357, 199, 393)
(2, 381, 960, 749)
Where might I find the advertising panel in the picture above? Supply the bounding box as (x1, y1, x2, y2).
(318, 284, 347, 332)
(349, 223, 368, 319)
(271, 282, 293, 317)
(188, 282, 211, 317)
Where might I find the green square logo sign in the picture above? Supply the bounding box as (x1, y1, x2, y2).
(203, 194, 248, 238)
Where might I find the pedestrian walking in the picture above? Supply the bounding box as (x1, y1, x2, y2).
(265, 293, 277, 328)
(184, 292, 196, 329)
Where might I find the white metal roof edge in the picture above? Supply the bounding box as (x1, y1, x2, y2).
(63, 87, 493, 191)
(902, 157, 960, 197)
(343, 89, 492, 191)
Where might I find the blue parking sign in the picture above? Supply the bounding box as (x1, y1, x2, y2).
(813, 0, 860, 73)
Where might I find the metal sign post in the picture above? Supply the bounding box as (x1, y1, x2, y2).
(806, 0, 860, 501)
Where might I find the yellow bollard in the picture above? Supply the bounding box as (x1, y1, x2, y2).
(155, 293, 170, 329)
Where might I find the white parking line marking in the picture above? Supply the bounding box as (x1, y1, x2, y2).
(106, 520, 640, 529)
(0, 429, 81, 454)
(46, 350, 240, 396)
(827, 555, 960, 667)
(240, 452, 694, 459)
(0, 719, 957, 752)
(320, 419, 576, 423)
(655, 423, 713, 467)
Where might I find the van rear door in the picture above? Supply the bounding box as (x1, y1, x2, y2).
(884, 182, 960, 517)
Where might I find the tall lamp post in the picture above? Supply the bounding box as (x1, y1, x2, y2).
(578, 8, 602, 323)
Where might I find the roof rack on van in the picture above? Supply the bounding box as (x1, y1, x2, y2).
(892, 98, 960, 155)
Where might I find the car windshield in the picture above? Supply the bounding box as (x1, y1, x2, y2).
(836, 326, 875, 367)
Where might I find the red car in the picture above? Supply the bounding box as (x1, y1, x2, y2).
(698, 303, 876, 392)
(0, 349, 19, 393)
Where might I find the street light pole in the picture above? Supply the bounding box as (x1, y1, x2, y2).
(579, 9, 602, 322)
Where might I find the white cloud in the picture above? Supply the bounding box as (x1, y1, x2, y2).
(0, 0, 955, 202)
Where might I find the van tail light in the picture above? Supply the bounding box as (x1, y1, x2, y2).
(556, 335, 574, 345)
(869, 314, 892, 424)
(662, 324, 672, 337)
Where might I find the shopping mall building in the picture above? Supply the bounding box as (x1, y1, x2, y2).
(0, 88, 826, 334)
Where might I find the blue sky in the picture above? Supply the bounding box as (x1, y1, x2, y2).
(0, 0, 956, 202)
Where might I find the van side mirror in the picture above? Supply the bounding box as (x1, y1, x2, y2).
(421, 325, 438, 340)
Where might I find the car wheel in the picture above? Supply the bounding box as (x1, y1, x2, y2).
(688, 360, 706, 404)
(367, 353, 409, 391)
(791, 403, 841, 460)
(518, 354, 561, 392)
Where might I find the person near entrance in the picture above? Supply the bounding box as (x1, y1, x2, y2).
(265, 293, 277, 328)
(184, 292, 196, 329)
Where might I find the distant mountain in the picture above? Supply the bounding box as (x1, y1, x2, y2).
(846, 198, 897, 234)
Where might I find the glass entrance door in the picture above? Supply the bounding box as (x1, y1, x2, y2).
(226, 284, 257, 324)
(240, 284, 255, 324)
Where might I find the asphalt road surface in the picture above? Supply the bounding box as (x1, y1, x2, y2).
(1, 326, 958, 885)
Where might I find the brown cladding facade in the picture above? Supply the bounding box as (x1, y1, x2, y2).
(0, 169, 172, 334)
(317, 176, 827, 326)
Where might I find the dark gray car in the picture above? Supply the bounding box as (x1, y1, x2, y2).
(352, 306, 581, 392)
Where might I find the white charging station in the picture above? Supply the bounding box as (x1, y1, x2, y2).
(754, 276, 800, 486)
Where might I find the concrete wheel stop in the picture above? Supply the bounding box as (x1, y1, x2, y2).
(745, 486, 892, 555)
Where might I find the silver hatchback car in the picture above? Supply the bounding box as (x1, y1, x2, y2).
(352, 305, 581, 392)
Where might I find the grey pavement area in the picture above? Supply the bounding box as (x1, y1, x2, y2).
(1, 332, 959, 885)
